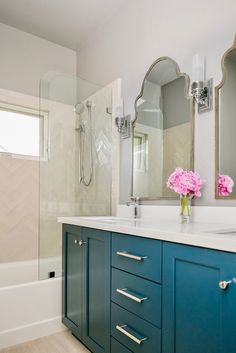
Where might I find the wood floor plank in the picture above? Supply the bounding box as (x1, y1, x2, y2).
(0, 331, 90, 353)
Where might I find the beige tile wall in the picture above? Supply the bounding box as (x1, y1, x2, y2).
(0, 155, 39, 263)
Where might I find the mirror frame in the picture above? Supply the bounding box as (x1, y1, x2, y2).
(215, 36, 236, 199)
(131, 56, 195, 201)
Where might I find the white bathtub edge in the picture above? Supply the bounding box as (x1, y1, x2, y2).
(0, 277, 64, 349)
(0, 316, 67, 349)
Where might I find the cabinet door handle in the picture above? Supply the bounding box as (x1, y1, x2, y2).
(116, 288, 148, 303)
(116, 251, 147, 261)
(74, 239, 86, 246)
(116, 324, 147, 345)
(219, 278, 236, 290)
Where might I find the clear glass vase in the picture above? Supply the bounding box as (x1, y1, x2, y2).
(180, 195, 192, 224)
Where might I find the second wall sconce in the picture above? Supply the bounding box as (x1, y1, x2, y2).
(114, 98, 131, 138)
(191, 54, 213, 113)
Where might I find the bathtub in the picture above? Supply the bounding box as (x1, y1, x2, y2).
(0, 257, 62, 287)
(0, 258, 65, 349)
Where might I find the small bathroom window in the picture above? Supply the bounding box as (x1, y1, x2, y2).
(0, 102, 48, 160)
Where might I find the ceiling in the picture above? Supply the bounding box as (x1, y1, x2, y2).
(0, 0, 125, 50)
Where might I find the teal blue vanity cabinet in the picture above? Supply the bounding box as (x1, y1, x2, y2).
(62, 225, 111, 353)
(162, 242, 236, 353)
(62, 224, 236, 353)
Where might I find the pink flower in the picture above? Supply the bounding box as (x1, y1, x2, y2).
(218, 174, 234, 196)
(167, 168, 204, 198)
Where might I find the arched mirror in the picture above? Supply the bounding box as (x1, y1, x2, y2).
(132, 57, 194, 200)
(216, 37, 236, 199)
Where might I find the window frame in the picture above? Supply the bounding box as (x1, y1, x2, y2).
(0, 102, 49, 161)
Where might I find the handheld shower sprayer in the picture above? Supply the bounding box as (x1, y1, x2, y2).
(75, 100, 94, 186)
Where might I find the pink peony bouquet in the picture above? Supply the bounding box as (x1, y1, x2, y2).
(167, 168, 204, 198)
(218, 174, 234, 196)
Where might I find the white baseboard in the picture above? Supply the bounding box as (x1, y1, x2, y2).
(0, 316, 66, 349)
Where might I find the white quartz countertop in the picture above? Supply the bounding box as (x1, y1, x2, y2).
(57, 216, 236, 253)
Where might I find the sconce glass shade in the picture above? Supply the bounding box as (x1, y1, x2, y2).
(192, 54, 205, 82)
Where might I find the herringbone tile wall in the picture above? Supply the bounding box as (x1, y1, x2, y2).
(0, 155, 39, 263)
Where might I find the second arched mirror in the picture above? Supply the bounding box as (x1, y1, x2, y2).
(132, 57, 194, 200)
(215, 37, 236, 199)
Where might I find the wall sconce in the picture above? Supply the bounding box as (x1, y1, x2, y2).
(115, 99, 131, 138)
(115, 115, 131, 138)
(191, 54, 213, 113)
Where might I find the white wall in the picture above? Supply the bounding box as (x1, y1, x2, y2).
(0, 23, 76, 97)
(76, 0, 236, 206)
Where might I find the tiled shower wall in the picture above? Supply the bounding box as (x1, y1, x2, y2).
(75, 85, 112, 216)
(0, 156, 39, 263)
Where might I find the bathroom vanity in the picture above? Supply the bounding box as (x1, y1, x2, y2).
(59, 216, 236, 353)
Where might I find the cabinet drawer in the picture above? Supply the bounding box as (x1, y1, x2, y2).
(112, 233, 162, 283)
(112, 268, 161, 327)
(111, 303, 161, 353)
(111, 337, 132, 353)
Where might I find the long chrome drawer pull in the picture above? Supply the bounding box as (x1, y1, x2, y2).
(116, 251, 148, 261)
(116, 324, 148, 345)
(116, 288, 148, 303)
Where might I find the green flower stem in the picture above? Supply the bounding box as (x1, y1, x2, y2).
(181, 196, 190, 217)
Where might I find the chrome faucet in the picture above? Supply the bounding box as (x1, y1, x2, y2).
(126, 196, 140, 219)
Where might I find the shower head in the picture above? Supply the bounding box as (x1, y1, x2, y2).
(74, 102, 85, 115)
(86, 100, 93, 108)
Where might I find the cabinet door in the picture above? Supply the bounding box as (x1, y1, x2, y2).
(82, 227, 111, 353)
(163, 242, 236, 353)
(62, 224, 83, 339)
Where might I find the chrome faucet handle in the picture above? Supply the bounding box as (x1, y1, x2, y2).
(126, 196, 140, 219)
(130, 196, 140, 203)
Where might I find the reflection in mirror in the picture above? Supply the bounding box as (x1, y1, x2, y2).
(132, 57, 194, 200)
(216, 38, 236, 198)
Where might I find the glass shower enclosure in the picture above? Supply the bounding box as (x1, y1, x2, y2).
(39, 72, 113, 280)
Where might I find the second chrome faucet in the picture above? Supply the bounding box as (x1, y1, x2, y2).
(126, 196, 140, 219)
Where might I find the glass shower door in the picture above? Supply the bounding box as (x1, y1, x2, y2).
(39, 72, 112, 280)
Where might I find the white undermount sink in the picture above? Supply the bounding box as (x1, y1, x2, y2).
(81, 216, 137, 224)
